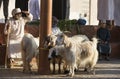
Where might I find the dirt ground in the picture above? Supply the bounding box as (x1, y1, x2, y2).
(0, 58, 120, 79)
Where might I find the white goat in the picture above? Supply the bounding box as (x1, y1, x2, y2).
(46, 34, 89, 74)
(56, 33, 98, 77)
(76, 38, 98, 74)
(21, 33, 39, 73)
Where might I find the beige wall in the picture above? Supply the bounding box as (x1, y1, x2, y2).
(69, 0, 98, 25)
(90, 0, 98, 25)
(69, 0, 89, 20)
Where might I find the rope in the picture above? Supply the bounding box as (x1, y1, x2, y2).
(39, 47, 49, 50)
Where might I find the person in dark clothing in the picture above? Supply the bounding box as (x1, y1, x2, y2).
(15, 0, 29, 17)
(52, 0, 70, 20)
(15, 0, 29, 11)
(97, 23, 111, 61)
(0, 0, 9, 23)
(77, 19, 86, 25)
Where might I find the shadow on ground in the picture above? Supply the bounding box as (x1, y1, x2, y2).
(0, 58, 120, 79)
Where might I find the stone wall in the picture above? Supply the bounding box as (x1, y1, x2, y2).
(77, 25, 120, 58)
(0, 24, 39, 45)
(0, 23, 6, 44)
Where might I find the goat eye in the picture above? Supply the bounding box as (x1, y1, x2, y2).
(45, 36, 49, 41)
(50, 38, 52, 41)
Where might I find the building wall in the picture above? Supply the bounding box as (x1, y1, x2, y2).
(69, 0, 98, 25)
(0, 0, 99, 25)
(90, 0, 98, 25)
(69, 0, 89, 20)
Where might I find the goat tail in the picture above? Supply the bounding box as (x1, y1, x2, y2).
(92, 37, 98, 49)
(91, 37, 99, 68)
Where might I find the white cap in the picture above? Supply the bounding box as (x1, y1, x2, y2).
(12, 8, 21, 16)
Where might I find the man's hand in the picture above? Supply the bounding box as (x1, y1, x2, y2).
(22, 11, 29, 16)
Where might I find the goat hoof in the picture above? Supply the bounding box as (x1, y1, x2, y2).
(23, 70, 32, 74)
(52, 72, 55, 74)
(66, 72, 73, 77)
(70, 73, 74, 77)
(64, 70, 70, 74)
(66, 73, 70, 76)
(92, 70, 95, 75)
(84, 68, 88, 72)
(58, 71, 61, 74)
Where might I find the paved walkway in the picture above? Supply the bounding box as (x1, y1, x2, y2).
(0, 59, 120, 79)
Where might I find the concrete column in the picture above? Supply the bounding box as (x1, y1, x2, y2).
(38, 0, 52, 74)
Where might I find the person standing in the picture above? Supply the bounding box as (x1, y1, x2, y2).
(114, 0, 120, 26)
(0, 0, 9, 23)
(15, 0, 29, 11)
(97, 0, 114, 27)
(28, 0, 40, 20)
(4, 8, 33, 68)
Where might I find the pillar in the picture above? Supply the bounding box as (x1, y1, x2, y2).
(38, 0, 52, 74)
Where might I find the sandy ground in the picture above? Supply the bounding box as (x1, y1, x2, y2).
(0, 58, 120, 79)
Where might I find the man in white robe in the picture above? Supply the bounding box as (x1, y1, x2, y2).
(4, 8, 33, 68)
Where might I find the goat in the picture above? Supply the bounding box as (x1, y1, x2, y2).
(56, 33, 98, 77)
(45, 34, 89, 75)
(76, 38, 98, 74)
(48, 45, 70, 74)
(48, 46, 63, 74)
(44, 34, 63, 74)
(21, 33, 39, 73)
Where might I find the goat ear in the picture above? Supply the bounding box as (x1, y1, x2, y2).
(63, 35, 71, 48)
(64, 41, 71, 48)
